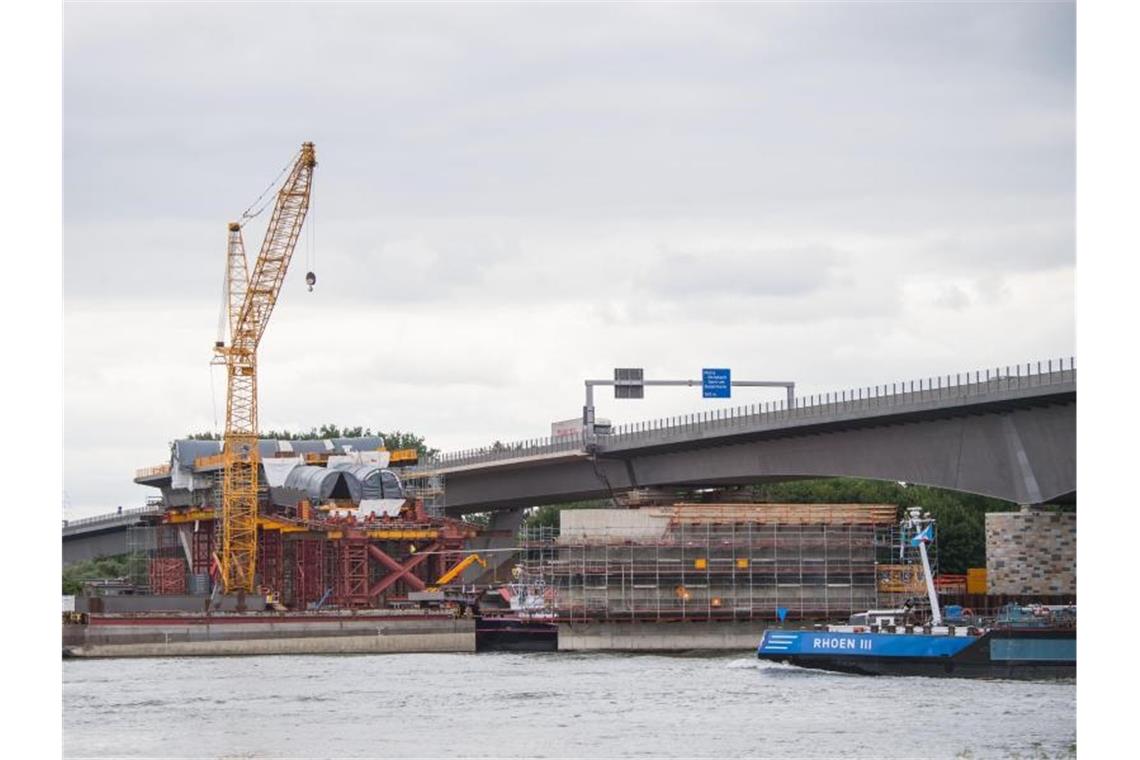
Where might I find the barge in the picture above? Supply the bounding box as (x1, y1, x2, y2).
(756, 508, 1076, 679)
(63, 609, 475, 658)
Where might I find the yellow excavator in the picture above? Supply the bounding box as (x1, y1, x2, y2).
(426, 554, 487, 591)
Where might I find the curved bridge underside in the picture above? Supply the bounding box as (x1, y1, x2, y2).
(441, 393, 1076, 514)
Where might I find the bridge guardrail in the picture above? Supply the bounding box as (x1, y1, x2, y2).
(134, 463, 171, 480)
(62, 505, 162, 531)
(409, 357, 1076, 474)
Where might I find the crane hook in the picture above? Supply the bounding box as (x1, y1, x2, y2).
(305, 271, 316, 292)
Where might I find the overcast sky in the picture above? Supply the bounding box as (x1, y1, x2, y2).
(63, 2, 1074, 518)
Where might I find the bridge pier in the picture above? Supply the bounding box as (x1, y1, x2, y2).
(985, 511, 1076, 595)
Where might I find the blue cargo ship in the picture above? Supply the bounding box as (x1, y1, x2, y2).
(756, 509, 1075, 680)
(757, 611, 1075, 679)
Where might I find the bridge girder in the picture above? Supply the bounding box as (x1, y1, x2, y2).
(441, 398, 1076, 513)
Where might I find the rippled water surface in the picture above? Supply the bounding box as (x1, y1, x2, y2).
(64, 653, 1075, 758)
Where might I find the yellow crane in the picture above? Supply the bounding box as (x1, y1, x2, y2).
(213, 142, 317, 593)
(427, 554, 488, 591)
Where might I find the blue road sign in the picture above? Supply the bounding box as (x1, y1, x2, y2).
(777, 607, 788, 623)
(702, 368, 731, 398)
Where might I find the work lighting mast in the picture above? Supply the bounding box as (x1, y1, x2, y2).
(213, 142, 317, 593)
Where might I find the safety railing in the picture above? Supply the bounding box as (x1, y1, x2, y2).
(604, 356, 1076, 448)
(403, 431, 588, 478)
(412, 356, 1075, 472)
(62, 505, 162, 530)
(193, 453, 225, 470)
(134, 463, 171, 480)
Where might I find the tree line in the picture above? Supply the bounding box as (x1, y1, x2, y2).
(185, 425, 438, 458)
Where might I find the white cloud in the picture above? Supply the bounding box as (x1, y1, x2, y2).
(63, 2, 1075, 517)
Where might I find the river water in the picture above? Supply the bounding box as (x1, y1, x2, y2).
(64, 653, 1075, 759)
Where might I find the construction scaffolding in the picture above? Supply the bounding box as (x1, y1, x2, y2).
(126, 525, 156, 591)
(520, 504, 935, 623)
(127, 524, 188, 595)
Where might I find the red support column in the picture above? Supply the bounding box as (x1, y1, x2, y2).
(149, 525, 187, 595)
(335, 539, 371, 608)
(293, 538, 326, 608)
(191, 527, 213, 574)
(259, 529, 284, 596)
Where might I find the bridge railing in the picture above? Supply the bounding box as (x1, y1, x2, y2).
(605, 356, 1076, 447)
(62, 505, 161, 531)
(134, 463, 171, 480)
(407, 430, 588, 476)
(413, 356, 1075, 471)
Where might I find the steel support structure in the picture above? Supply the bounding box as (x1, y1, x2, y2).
(191, 525, 213, 574)
(367, 542, 439, 599)
(293, 537, 326, 608)
(149, 558, 187, 595)
(149, 526, 187, 595)
(583, 377, 795, 429)
(335, 538, 371, 608)
(258, 529, 284, 596)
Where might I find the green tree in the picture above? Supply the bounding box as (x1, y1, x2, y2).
(185, 426, 438, 458)
(62, 554, 132, 595)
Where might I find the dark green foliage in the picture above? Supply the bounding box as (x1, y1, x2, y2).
(184, 426, 439, 458)
(746, 479, 1020, 573)
(62, 554, 131, 595)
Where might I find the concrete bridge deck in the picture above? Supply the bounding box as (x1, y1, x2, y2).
(64, 357, 1076, 563)
(410, 358, 1075, 513)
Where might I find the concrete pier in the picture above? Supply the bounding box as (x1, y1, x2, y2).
(558, 621, 766, 651)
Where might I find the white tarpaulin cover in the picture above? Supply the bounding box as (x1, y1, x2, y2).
(359, 498, 407, 517)
(261, 457, 304, 487)
(327, 450, 391, 469)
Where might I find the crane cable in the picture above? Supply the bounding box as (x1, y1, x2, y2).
(209, 364, 220, 435)
(237, 148, 300, 228)
(306, 193, 316, 282)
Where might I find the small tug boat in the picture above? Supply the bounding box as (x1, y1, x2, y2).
(756, 508, 1075, 680)
(475, 568, 558, 652)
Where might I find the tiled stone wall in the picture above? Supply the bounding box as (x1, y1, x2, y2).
(985, 512, 1076, 595)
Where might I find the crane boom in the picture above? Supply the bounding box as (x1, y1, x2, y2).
(214, 142, 317, 594)
(224, 222, 249, 341)
(233, 143, 317, 351)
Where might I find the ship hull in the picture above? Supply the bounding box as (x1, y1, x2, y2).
(757, 627, 1074, 680)
(475, 616, 558, 652)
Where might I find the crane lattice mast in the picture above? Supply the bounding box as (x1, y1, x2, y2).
(213, 142, 317, 594)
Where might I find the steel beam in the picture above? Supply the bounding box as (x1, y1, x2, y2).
(367, 542, 438, 597)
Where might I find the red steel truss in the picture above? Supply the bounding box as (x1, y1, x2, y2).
(191, 527, 213, 574)
(149, 558, 187, 595)
(293, 538, 326, 608)
(334, 538, 371, 608)
(258, 529, 284, 596)
(366, 542, 440, 599)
